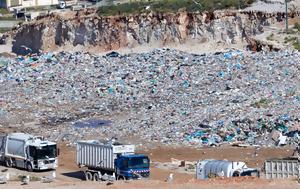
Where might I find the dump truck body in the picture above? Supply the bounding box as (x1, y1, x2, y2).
(77, 140, 135, 171)
(264, 158, 300, 179)
(0, 133, 58, 171)
(77, 140, 150, 181)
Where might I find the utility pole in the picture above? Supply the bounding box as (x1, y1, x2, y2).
(285, 0, 289, 33)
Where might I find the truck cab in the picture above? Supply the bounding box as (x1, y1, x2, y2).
(27, 142, 58, 171)
(115, 154, 150, 180)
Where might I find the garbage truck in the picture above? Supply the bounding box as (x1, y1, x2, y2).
(196, 159, 259, 179)
(76, 140, 150, 181)
(0, 133, 58, 171)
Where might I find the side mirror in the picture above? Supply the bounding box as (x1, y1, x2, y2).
(57, 148, 60, 156)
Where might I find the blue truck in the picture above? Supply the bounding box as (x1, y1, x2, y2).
(76, 140, 150, 181)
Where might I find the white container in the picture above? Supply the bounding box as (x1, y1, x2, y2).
(196, 159, 255, 179)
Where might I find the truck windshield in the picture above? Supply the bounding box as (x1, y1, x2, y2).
(36, 145, 57, 159)
(128, 157, 149, 169)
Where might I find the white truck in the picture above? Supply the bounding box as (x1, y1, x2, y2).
(57, 0, 78, 9)
(0, 133, 58, 171)
(196, 159, 259, 179)
(77, 140, 150, 181)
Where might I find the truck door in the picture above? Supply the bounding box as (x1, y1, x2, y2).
(115, 157, 128, 176)
(28, 146, 37, 166)
(0, 135, 6, 158)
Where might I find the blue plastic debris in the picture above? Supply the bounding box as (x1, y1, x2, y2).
(73, 119, 112, 128)
(183, 80, 190, 88)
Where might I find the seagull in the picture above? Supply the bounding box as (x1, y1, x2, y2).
(41, 171, 56, 183)
(218, 170, 224, 178)
(0, 172, 9, 184)
(145, 6, 151, 10)
(106, 173, 115, 185)
(21, 175, 30, 185)
(5, 173, 9, 181)
(165, 173, 173, 182)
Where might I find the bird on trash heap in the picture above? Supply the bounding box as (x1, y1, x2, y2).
(165, 173, 173, 182)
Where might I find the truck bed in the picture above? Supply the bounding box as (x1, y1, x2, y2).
(264, 158, 300, 179)
(77, 141, 116, 171)
(77, 141, 135, 172)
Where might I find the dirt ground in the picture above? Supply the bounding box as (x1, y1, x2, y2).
(0, 144, 298, 189)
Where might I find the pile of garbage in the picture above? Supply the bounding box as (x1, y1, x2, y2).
(0, 48, 300, 147)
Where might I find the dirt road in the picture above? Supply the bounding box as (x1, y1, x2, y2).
(0, 144, 298, 189)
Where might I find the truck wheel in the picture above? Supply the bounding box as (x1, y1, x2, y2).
(233, 171, 240, 177)
(5, 158, 12, 167)
(26, 162, 33, 172)
(93, 173, 100, 181)
(117, 175, 125, 180)
(85, 171, 93, 181)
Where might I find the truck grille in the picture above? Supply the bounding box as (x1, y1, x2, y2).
(44, 160, 55, 164)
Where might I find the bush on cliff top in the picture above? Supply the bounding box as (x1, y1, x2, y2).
(0, 8, 9, 15)
(98, 0, 255, 16)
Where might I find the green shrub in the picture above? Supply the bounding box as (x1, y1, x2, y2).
(293, 40, 300, 51)
(0, 8, 9, 15)
(253, 98, 271, 108)
(266, 33, 274, 41)
(0, 28, 11, 33)
(284, 36, 297, 43)
(98, 0, 255, 16)
(294, 22, 300, 32)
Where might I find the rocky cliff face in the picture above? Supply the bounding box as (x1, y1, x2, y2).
(12, 9, 280, 55)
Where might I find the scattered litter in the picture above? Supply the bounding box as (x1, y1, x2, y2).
(0, 49, 300, 147)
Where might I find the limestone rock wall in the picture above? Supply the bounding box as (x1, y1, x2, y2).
(11, 10, 281, 55)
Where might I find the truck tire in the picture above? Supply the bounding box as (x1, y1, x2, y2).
(5, 158, 12, 167)
(93, 172, 100, 181)
(232, 171, 240, 177)
(26, 162, 33, 172)
(85, 171, 93, 181)
(117, 175, 125, 180)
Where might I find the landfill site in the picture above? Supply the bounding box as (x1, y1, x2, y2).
(0, 0, 300, 188)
